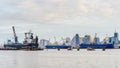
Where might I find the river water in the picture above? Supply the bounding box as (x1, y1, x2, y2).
(0, 49, 120, 68)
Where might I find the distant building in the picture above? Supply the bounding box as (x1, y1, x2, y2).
(72, 34, 80, 47)
(94, 37, 100, 44)
(82, 35, 91, 44)
(108, 32, 119, 44)
(40, 39, 50, 46)
(114, 32, 119, 44)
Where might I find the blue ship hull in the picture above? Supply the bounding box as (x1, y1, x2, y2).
(46, 44, 114, 49)
(80, 44, 114, 49)
(46, 45, 71, 49)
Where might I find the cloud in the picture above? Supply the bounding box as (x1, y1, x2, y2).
(0, 0, 120, 25)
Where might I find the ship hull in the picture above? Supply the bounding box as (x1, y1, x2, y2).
(45, 45, 71, 49)
(80, 44, 114, 49)
(45, 44, 114, 49)
(4, 43, 38, 49)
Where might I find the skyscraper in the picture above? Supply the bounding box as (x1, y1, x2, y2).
(114, 32, 119, 44)
(82, 35, 91, 44)
(72, 34, 80, 45)
(94, 37, 100, 44)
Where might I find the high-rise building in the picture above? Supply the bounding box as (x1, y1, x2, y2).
(82, 35, 91, 44)
(94, 37, 100, 44)
(72, 34, 80, 45)
(114, 32, 119, 44)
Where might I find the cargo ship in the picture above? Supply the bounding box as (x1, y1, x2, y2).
(45, 43, 114, 49)
(4, 26, 39, 50)
(45, 44, 114, 49)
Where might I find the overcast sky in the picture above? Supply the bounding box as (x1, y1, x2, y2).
(0, 0, 120, 43)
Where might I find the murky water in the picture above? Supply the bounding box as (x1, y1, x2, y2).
(0, 49, 120, 68)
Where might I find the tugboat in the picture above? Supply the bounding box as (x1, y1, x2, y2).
(4, 26, 39, 50)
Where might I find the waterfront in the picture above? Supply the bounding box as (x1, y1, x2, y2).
(0, 49, 120, 68)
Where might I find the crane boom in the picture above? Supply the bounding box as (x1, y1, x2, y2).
(12, 26, 18, 43)
(12, 26, 16, 37)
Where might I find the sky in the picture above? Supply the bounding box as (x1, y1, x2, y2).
(0, 0, 120, 43)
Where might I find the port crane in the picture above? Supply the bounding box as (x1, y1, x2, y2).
(12, 26, 18, 43)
